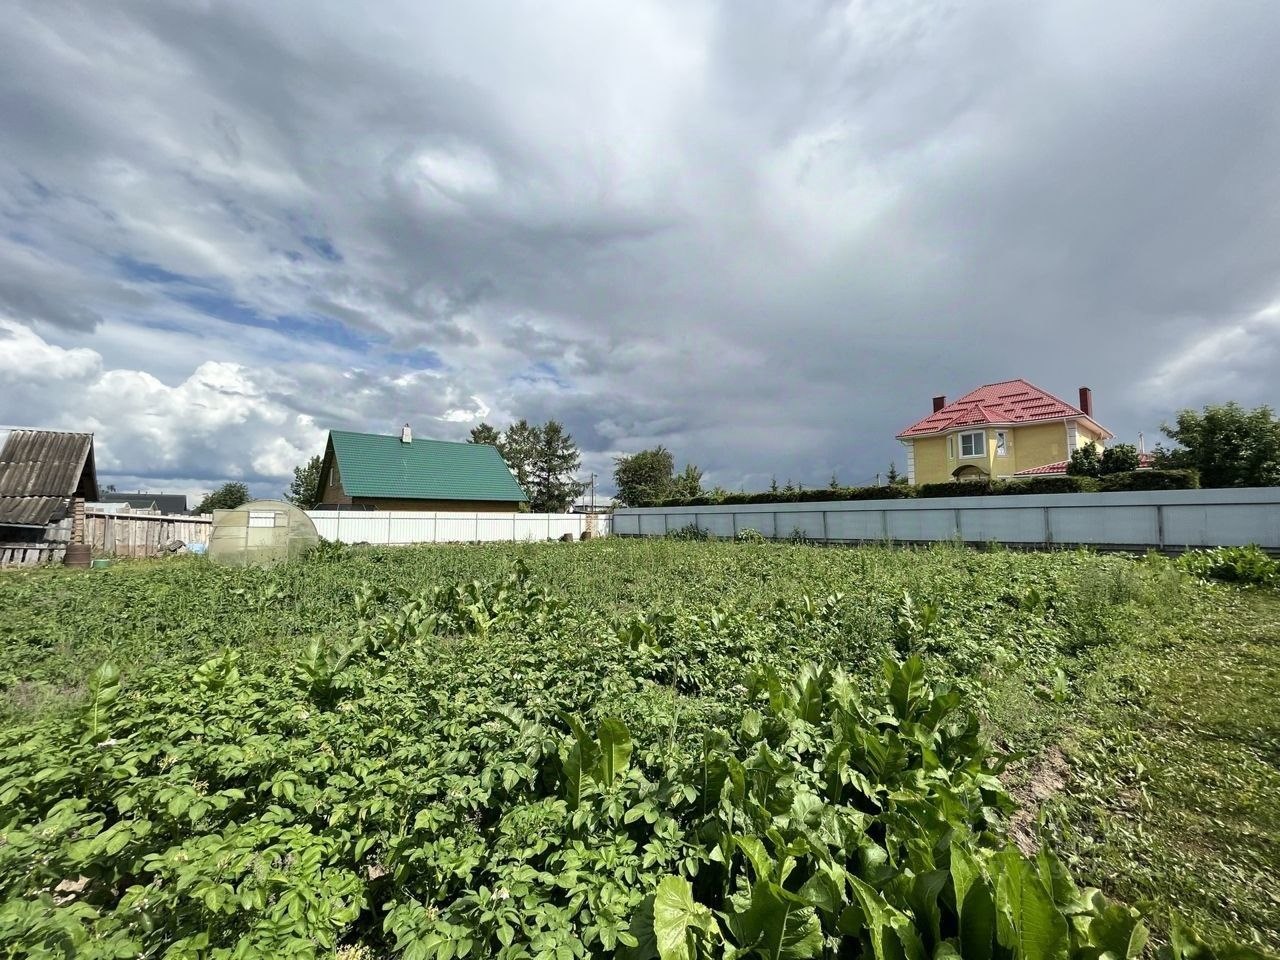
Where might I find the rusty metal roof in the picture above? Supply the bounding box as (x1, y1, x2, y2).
(0, 430, 98, 526)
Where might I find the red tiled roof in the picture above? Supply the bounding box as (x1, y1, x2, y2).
(1012, 452, 1154, 477)
(1013, 460, 1071, 477)
(897, 379, 1107, 438)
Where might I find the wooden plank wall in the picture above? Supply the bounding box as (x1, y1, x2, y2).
(0, 517, 72, 567)
(0, 513, 212, 567)
(85, 512, 213, 558)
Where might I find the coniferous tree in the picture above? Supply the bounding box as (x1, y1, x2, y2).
(528, 420, 586, 512)
(500, 419, 541, 493)
(467, 423, 502, 448)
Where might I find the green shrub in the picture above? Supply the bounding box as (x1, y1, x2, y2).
(1177, 545, 1279, 586)
(917, 480, 996, 498)
(669, 485, 916, 508)
(734, 528, 767, 544)
(665, 522, 711, 541)
(918, 476, 1098, 498)
(1096, 469, 1200, 491)
(1016, 475, 1099, 494)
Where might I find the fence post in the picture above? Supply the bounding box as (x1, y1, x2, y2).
(432, 514, 438, 543)
(475, 514, 481, 544)
(1155, 504, 1165, 549)
(1043, 506, 1052, 546)
(387, 513, 393, 545)
(772, 511, 779, 540)
(881, 509, 889, 542)
(953, 508, 962, 542)
(821, 510, 828, 543)
(513, 514, 518, 542)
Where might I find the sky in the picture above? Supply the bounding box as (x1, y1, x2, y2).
(2, 0, 1279, 503)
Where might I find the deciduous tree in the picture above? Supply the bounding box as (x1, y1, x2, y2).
(195, 481, 250, 515)
(1100, 443, 1140, 475)
(1067, 441, 1103, 478)
(1157, 402, 1280, 487)
(612, 447, 676, 506)
(670, 463, 704, 500)
(284, 455, 323, 509)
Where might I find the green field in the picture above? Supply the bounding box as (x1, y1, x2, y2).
(0, 540, 1275, 958)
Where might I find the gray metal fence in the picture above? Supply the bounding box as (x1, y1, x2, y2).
(611, 488, 1280, 552)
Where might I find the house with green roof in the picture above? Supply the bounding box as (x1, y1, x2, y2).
(315, 425, 527, 512)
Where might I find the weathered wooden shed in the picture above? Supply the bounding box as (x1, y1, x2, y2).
(0, 429, 99, 566)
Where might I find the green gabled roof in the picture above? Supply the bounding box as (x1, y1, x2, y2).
(328, 430, 527, 502)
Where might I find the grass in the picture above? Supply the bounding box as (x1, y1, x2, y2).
(1047, 588, 1280, 952)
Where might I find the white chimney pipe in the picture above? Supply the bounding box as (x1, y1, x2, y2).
(401, 423, 412, 443)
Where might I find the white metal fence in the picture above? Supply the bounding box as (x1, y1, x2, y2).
(611, 488, 1280, 552)
(306, 510, 610, 545)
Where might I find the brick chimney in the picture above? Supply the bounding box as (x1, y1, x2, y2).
(400, 423, 412, 443)
(932, 395, 947, 413)
(1078, 387, 1093, 417)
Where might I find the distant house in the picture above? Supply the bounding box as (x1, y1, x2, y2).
(896, 379, 1114, 485)
(315, 425, 528, 512)
(0, 429, 99, 564)
(99, 492, 189, 515)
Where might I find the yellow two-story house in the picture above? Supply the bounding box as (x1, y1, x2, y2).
(896, 379, 1113, 485)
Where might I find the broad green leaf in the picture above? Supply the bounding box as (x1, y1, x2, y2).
(1035, 846, 1089, 915)
(886, 655, 927, 721)
(733, 834, 775, 883)
(598, 717, 633, 786)
(83, 661, 121, 741)
(653, 876, 718, 960)
(1079, 897, 1148, 960)
(908, 869, 949, 952)
(728, 880, 823, 960)
(560, 712, 601, 809)
(562, 742, 590, 811)
(792, 664, 826, 724)
(994, 848, 1069, 960)
(618, 894, 659, 960)
(850, 877, 920, 960)
(950, 845, 996, 960)
(798, 865, 845, 918)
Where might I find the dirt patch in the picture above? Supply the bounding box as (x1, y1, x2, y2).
(1005, 744, 1072, 855)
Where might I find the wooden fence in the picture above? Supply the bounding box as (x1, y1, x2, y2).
(86, 511, 212, 558)
(0, 511, 212, 567)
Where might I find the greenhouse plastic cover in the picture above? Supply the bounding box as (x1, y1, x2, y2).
(207, 499, 319, 567)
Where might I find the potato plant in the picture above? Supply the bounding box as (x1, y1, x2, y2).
(0, 544, 1269, 957)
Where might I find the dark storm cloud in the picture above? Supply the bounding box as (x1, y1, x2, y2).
(1, 0, 1279, 496)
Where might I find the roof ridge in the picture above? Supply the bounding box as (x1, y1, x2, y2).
(329, 428, 480, 448)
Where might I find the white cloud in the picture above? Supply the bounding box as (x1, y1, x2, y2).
(2, 1, 1280, 496)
